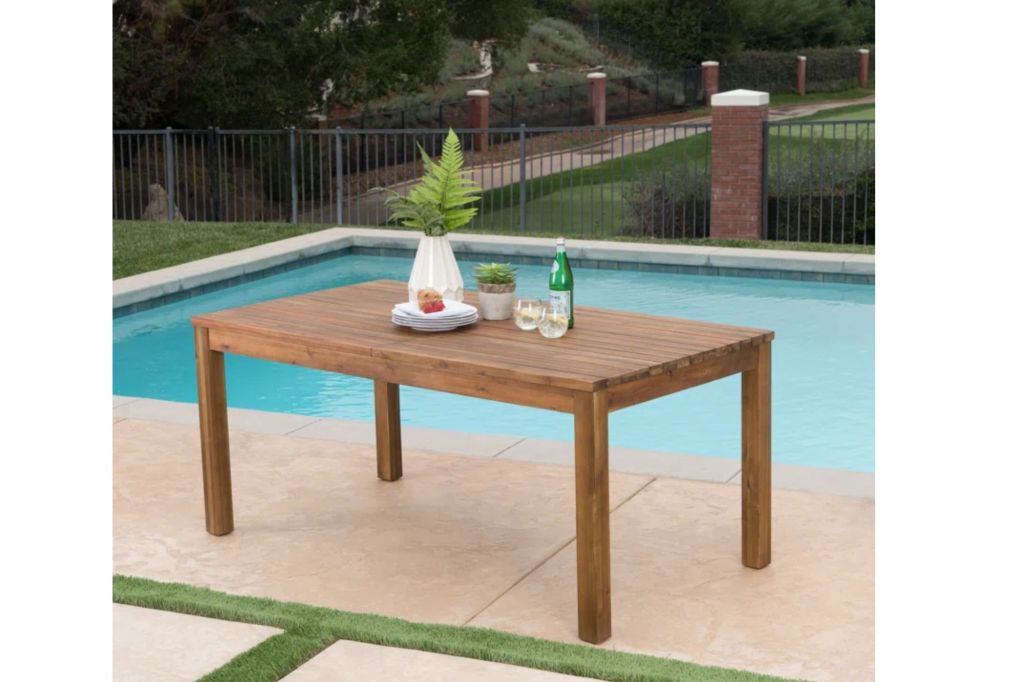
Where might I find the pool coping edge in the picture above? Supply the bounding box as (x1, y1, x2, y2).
(113, 395, 874, 499)
(112, 227, 875, 310)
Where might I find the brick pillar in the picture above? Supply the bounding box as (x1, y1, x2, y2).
(467, 89, 489, 152)
(587, 72, 607, 126)
(858, 49, 870, 88)
(710, 89, 769, 240)
(796, 56, 806, 96)
(701, 61, 719, 105)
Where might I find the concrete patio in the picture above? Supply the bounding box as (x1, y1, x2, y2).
(113, 415, 874, 681)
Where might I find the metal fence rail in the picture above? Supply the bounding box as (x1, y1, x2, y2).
(763, 120, 875, 244)
(113, 125, 712, 240)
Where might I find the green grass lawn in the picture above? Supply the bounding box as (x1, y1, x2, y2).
(800, 103, 874, 121)
(113, 220, 330, 279)
(115, 575, 801, 682)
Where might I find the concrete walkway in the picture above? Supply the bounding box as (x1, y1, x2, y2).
(113, 416, 874, 681)
(113, 604, 281, 681)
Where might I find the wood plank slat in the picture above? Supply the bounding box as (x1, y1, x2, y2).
(607, 345, 760, 411)
(207, 328, 578, 412)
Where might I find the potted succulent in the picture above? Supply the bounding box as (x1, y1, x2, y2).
(385, 128, 481, 304)
(474, 262, 517, 320)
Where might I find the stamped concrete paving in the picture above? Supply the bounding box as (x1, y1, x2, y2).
(114, 418, 652, 625)
(113, 418, 873, 681)
(469, 478, 874, 682)
(283, 640, 593, 681)
(113, 604, 280, 681)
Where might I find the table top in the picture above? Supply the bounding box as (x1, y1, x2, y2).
(192, 279, 773, 392)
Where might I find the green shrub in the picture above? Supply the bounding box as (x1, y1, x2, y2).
(621, 169, 710, 239)
(766, 135, 875, 243)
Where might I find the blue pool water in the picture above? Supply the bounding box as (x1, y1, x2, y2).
(113, 255, 874, 472)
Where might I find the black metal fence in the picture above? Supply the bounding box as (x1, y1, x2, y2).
(114, 119, 874, 244)
(333, 68, 704, 130)
(113, 125, 712, 238)
(764, 120, 875, 244)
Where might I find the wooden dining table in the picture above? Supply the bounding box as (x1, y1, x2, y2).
(191, 279, 774, 644)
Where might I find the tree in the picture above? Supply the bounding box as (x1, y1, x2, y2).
(113, 0, 449, 128)
(446, 0, 534, 44)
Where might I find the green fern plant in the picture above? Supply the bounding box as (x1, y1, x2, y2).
(385, 129, 481, 236)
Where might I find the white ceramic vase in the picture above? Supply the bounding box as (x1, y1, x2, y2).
(476, 283, 516, 320)
(408, 235, 464, 304)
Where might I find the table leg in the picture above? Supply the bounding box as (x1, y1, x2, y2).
(741, 342, 772, 568)
(194, 326, 233, 536)
(374, 380, 402, 481)
(574, 390, 611, 644)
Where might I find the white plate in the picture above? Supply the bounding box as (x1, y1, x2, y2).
(392, 308, 478, 332)
(392, 312, 478, 324)
(391, 311, 479, 325)
(392, 299, 477, 320)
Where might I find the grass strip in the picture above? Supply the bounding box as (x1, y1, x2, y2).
(113, 220, 331, 279)
(115, 575, 803, 682)
(200, 632, 330, 682)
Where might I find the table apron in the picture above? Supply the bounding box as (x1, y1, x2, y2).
(206, 327, 577, 413)
(606, 344, 761, 412)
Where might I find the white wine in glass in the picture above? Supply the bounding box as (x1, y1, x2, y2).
(538, 301, 569, 339)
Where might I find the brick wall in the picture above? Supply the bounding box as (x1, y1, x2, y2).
(710, 102, 768, 240)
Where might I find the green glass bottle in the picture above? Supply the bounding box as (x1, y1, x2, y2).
(549, 236, 574, 329)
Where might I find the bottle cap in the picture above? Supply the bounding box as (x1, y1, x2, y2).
(556, 236, 565, 245)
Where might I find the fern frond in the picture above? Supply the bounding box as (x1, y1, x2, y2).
(385, 129, 482, 235)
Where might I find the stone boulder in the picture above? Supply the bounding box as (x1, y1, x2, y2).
(142, 183, 184, 221)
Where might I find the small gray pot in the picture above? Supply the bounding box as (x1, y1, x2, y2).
(476, 282, 516, 320)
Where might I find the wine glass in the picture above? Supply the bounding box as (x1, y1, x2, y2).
(538, 300, 569, 339)
(514, 298, 542, 331)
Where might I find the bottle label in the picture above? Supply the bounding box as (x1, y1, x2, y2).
(549, 289, 571, 315)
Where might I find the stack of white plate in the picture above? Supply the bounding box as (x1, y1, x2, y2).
(392, 300, 479, 332)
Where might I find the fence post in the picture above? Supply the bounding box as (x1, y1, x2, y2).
(588, 73, 607, 126)
(858, 48, 870, 88)
(204, 128, 217, 220)
(163, 127, 175, 220)
(335, 127, 344, 225)
(796, 56, 807, 96)
(289, 127, 298, 224)
(467, 89, 490, 152)
(701, 61, 720, 105)
(709, 89, 769, 240)
(518, 123, 526, 233)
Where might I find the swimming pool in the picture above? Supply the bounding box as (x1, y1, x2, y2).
(113, 254, 874, 472)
